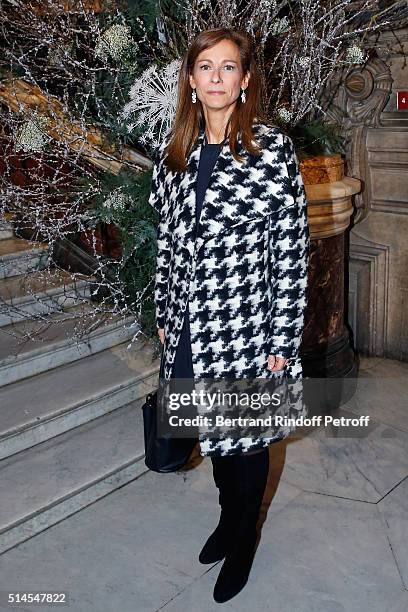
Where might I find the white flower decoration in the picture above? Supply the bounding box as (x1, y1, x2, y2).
(95, 24, 135, 62)
(15, 116, 49, 153)
(102, 189, 129, 211)
(122, 59, 182, 148)
(276, 108, 293, 123)
(345, 44, 365, 65)
(271, 16, 290, 35)
(298, 56, 311, 69)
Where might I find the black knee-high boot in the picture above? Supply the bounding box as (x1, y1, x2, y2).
(213, 447, 270, 604)
(199, 454, 235, 564)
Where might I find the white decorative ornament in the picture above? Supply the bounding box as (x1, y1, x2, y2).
(277, 108, 293, 123)
(95, 24, 134, 62)
(102, 189, 129, 211)
(14, 116, 49, 153)
(259, 0, 277, 11)
(298, 56, 311, 69)
(122, 58, 182, 148)
(271, 16, 290, 35)
(345, 44, 365, 65)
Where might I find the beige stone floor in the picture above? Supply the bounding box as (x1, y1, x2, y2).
(0, 356, 406, 612)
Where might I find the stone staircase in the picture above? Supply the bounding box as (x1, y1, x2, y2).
(0, 219, 159, 555)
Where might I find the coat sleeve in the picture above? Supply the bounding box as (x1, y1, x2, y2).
(148, 144, 171, 330)
(268, 132, 310, 361)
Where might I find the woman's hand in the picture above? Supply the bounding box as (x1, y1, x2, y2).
(158, 328, 165, 345)
(267, 354, 290, 371)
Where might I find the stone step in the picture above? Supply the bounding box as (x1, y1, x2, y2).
(0, 237, 49, 279)
(0, 399, 151, 555)
(0, 335, 159, 460)
(0, 220, 13, 241)
(0, 268, 94, 327)
(0, 304, 140, 387)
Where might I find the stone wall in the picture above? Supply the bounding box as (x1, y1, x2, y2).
(327, 26, 408, 359)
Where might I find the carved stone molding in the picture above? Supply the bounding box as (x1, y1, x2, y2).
(365, 128, 408, 215)
(348, 233, 389, 356)
(320, 26, 408, 360)
(324, 57, 394, 224)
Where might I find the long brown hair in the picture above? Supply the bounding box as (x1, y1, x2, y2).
(164, 28, 273, 173)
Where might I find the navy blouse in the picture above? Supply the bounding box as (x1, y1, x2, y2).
(171, 136, 223, 378)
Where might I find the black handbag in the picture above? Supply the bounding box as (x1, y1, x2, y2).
(141, 349, 198, 473)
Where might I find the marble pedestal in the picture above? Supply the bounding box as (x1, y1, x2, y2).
(300, 166, 362, 409)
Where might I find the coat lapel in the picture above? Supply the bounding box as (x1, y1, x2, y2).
(194, 127, 239, 251)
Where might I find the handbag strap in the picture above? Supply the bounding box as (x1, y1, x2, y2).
(159, 344, 165, 379)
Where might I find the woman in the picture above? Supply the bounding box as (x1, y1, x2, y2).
(149, 28, 309, 603)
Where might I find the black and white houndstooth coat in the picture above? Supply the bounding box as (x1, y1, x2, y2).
(148, 120, 310, 457)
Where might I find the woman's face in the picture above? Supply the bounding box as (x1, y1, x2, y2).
(189, 39, 250, 112)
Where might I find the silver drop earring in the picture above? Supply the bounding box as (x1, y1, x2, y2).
(241, 88, 246, 103)
(192, 89, 197, 104)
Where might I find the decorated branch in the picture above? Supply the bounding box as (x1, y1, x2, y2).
(0, 0, 406, 349)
